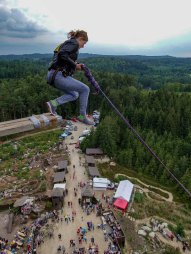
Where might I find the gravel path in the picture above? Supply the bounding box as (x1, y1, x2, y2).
(38, 121, 111, 254)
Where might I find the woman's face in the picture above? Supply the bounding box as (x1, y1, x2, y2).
(77, 37, 87, 48)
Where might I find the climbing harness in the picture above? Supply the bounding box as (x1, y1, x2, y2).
(82, 65, 191, 199)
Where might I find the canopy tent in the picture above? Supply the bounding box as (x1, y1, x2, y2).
(114, 180, 134, 202)
(113, 198, 128, 211)
(54, 183, 66, 190)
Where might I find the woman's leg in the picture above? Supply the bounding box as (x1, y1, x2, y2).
(53, 72, 90, 116)
(47, 71, 92, 123)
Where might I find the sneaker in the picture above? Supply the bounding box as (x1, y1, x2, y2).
(77, 115, 94, 125)
(46, 101, 57, 116)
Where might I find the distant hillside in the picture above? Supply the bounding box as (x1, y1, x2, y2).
(1, 53, 191, 90)
(0, 53, 101, 61)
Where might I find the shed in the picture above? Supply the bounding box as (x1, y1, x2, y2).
(81, 185, 95, 206)
(86, 148, 103, 156)
(51, 188, 64, 209)
(85, 155, 95, 167)
(53, 171, 65, 184)
(88, 166, 101, 178)
(57, 160, 68, 172)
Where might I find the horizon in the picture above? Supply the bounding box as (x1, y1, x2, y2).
(0, 52, 190, 59)
(1, 0, 191, 57)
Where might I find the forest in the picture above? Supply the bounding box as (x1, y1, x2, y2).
(0, 53, 191, 200)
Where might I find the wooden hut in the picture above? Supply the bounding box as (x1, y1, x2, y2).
(81, 185, 94, 206)
(51, 188, 64, 209)
(57, 160, 68, 172)
(85, 155, 95, 167)
(53, 171, 66, 184)
(86, 148, 104, 156)
(88, 166, 101, 178)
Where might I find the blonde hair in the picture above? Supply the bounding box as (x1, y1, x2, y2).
(67, 30, 88, 42)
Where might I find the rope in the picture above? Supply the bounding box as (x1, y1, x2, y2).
(82, 65, 191, 199)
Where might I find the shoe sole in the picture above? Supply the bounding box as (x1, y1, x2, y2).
(77, 118, 94, 125)
(46, 102, 56, 116)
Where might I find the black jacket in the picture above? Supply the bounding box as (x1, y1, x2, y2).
(50, 38, 79, 75)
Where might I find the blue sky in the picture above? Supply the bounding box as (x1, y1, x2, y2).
(1, 0, 191, 56)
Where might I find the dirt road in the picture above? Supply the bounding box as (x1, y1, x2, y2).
(38, 121, 111, 254)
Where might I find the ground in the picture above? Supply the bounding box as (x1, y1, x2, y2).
(0, 120, 190, 254)
(37, 121, 114, 254)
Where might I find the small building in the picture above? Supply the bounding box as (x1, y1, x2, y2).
(81, 185, 95, 206)
(57, 160, 68, 172)
(53, 171, 66, 184)
(85, 155, 95, 167)
(88, 166, 101, 178)
(86, 148, 103, 156)
(51, 188, 64, 209)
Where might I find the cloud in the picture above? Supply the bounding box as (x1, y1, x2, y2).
(0, 6, 48, 39)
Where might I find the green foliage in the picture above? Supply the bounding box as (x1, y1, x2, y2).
(168, 222, 185, 237)
(10, 207, 20, 215)
(163, 246, 181, 254)
(16, 168, 30, 180)
(134, 192, 144, 203)
(1, 55, 191, 201)
(39, 181, 47, 192)
(45, 201, 53, 211)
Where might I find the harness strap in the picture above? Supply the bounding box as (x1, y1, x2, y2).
(50, 69, 60, 86)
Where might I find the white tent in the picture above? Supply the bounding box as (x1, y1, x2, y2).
(93, 177, 110, 190)
(53, 183, 66, 190)
(114, 180, 134, 202)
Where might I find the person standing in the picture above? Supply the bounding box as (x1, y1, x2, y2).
(46, 29, 94, 125)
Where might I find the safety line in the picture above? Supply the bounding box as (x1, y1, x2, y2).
(82, 65, 191, 198)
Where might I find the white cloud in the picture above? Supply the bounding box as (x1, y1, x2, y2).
(5, 0, 191, 46)
(1, 0, 191, 55)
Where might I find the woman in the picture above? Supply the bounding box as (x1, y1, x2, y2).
(46, 29, 94, 125)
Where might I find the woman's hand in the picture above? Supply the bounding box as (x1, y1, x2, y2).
(76, 63, 84, 71)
